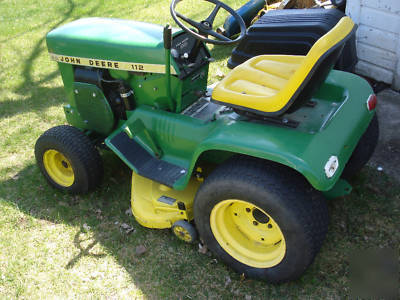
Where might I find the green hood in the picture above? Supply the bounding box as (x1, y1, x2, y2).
(46, 18, 179, 68)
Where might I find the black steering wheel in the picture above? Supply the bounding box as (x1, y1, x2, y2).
(170, 0, 246, 45)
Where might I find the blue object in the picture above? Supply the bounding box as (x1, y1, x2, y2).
(223, 0, 265, 38)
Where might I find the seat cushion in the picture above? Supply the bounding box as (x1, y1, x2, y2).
(212, 55, 305, 114)
(212, 17, 355, 116)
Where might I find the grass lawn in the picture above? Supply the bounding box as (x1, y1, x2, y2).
(0, 0, 399, 298)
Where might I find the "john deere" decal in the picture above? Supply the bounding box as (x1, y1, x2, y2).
(49, 53, 177, 75)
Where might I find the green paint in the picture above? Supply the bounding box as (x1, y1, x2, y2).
(108, 66, 208, 113)
(323, 178, 352, 199)
(46, 18, 181, 73)
(64, 82, 114, 135)
(106, 70, 375, 192)
(48, 17, 374, 194)
(75, 82, 114, 135)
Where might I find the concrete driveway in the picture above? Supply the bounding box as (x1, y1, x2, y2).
(369, 89, 400, 183)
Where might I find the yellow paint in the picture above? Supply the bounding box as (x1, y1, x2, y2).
(43, 149, 74, 187)
(210, 199, 286, 268)
(212, 17, 355, 114)
(173, 225, 193, 242)
(130, 172, 202, 229)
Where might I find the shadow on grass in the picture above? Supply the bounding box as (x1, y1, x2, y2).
(2, 0, 104, 120)
(16, 0, 76, 92)
(0, 152, 238, 297)
(1, 146, 399, 298)
(66, 228, 107, 269)
(1, 0, 75, 120)
(209, 44, 236, 64)
(2, 0, 237, 121)
(0, 86, 65, 119)
(3, 1, 399, 297)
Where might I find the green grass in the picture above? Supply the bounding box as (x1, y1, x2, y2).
(0, 0, 399, 298)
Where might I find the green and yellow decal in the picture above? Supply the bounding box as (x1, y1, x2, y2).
(49, 53, 177, 75)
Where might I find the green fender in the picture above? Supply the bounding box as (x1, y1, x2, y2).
(106, 70, 375, 192)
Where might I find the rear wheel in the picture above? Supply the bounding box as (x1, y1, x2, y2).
(194, 156, 329, 283)
(35, 125, 103, 194)
(210, 199, 286, 268)
(342, 114, 379, 179)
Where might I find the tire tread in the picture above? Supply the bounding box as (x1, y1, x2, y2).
(35, 125, 103, 194)
(194, 155, 328, 283)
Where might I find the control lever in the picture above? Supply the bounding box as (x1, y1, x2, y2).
(185, 63, 196, 68)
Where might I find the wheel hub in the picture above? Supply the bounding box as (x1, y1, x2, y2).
(210, 199, 286, 268)
(43, 149, 74, 187)
(252, 208, 270, 224)
(61, 160, 69, 168)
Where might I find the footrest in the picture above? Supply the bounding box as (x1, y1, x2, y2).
(108, 132, 187, 187)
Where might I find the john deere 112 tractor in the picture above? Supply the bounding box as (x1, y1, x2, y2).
(35, 0, 378, 283)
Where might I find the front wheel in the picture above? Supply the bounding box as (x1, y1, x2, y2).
(35, 125, 103, 194)
(194, 156, 329, 283)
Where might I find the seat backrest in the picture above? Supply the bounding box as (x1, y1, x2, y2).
(284, 16, 356, 113)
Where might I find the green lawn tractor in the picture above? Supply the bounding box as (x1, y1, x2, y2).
(35, 0, 378, 283)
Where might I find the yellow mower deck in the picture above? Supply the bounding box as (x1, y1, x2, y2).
(131, 172, 202, 229)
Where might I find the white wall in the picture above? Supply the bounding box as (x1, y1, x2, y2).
(346, 0, 400, 90)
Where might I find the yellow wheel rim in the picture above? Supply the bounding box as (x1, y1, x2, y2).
(43, 149, 75, 187)
(173, 225, 193, 243)
(210, 199, 286, 268)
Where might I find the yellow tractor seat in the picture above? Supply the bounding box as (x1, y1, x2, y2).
(212, 17, 356, 116)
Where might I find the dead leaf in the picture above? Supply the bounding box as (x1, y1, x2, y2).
(215, 69, 225, 79)
(198, 243, 208, 254)
(58, 201, 69, 207)
(119, 223, 135, 234)
(90, 271, 103, 279)
(121, 223, 130, 230)
(224, 276, 232, 287)
(135, 245, 147, 256)
(125, 227, 135, 234)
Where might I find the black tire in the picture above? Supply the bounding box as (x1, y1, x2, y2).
(342, 114, 379, 179)
(194, 156, 328, 283)
(35, 125, 103, 194)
